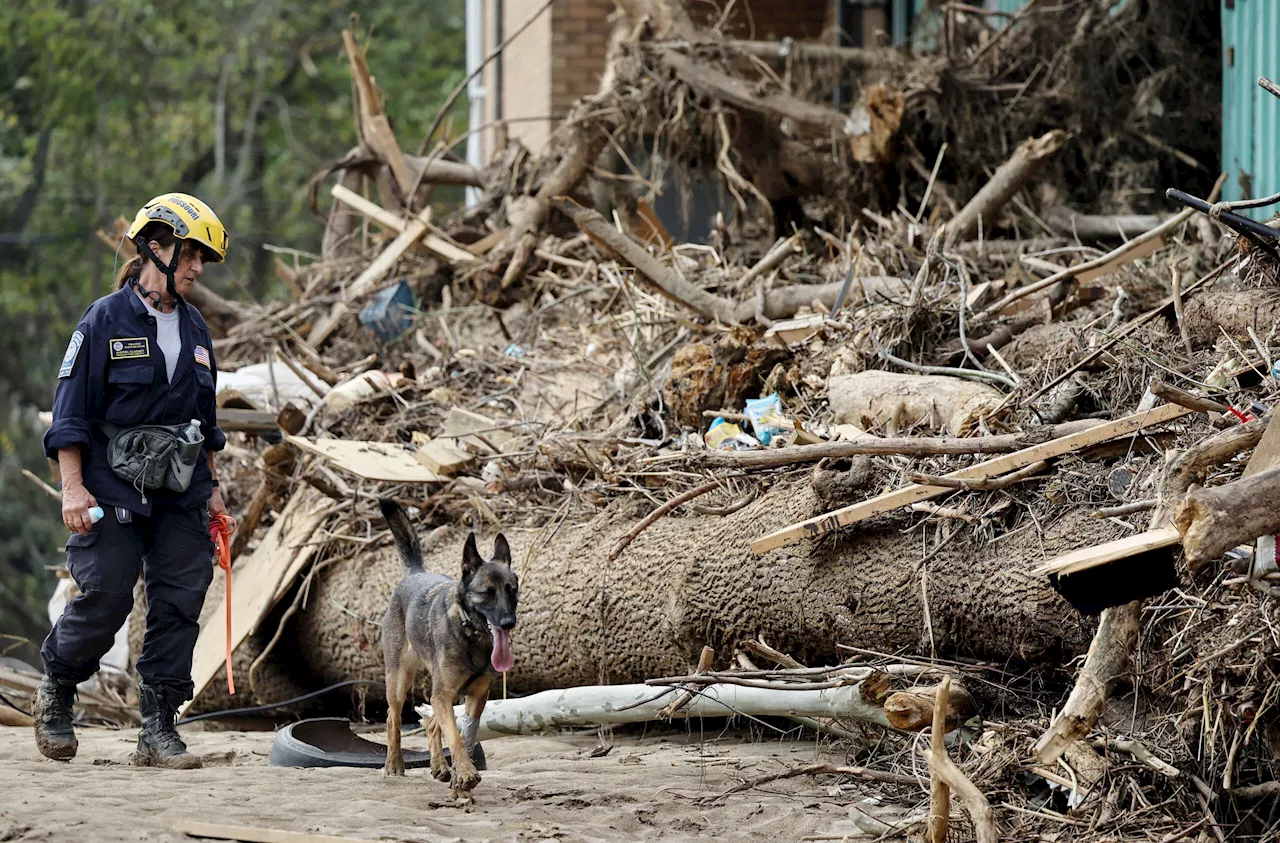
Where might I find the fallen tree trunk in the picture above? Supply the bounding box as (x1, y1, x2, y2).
(1047, 209, 1169, 240)
(287, 478, 1101, 699)
(420, 680, 892, 741)
(1176, 465, 1280, 568)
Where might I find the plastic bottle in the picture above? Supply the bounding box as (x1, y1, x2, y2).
(88, 506, 104, 524)
(170, 418, 206, 491)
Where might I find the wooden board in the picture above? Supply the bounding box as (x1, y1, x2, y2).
(750, 402, 1194, 554)
(416, 438, 476, 475)
(173, 819, 367, 843)
(344, 205, 434, 302)
(440, 407, 524, 453)
(182, 488, 331, 715)
(331, 184, 477, 266)
(286, 435, 445, 483)
(1032, 526, 1181, 577)
(216, 408, 279, 433)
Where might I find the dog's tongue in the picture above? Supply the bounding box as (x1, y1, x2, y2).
(489, 624, 514, 673)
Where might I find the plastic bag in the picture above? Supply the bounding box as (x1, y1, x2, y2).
(705, 418, 761, 451)
(744, 393, 786, 446)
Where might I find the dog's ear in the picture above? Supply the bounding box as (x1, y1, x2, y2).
(462, 532, 484, 580)
(492, 533, 512, 567)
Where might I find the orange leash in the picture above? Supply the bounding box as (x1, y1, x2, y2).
(209, 513, 238, 695)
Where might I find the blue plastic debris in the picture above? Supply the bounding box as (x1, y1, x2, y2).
(360, 280, 418, 342)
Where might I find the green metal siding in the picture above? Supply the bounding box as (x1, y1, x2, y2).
(1222, 0, 1280, 217)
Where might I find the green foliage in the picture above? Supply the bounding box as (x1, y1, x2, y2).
(0, 0, 468, 662)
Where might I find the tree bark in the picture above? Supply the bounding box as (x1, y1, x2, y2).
(287, 478, 1099, 699)
(1182, 289, 1280, 348)
(1176, 465, 1280, 568)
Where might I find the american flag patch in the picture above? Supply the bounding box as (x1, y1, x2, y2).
(194, 345, 211, 369)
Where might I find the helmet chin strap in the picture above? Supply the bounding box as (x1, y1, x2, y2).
(134, 235, 185, 311)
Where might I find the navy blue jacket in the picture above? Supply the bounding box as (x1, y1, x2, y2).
(43, 286, 227, 516)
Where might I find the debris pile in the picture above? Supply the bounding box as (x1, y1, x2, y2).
(22, 0, 1280, 838)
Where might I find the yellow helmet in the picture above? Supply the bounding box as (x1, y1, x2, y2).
(127, 192, 229, 262)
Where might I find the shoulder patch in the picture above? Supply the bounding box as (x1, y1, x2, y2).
(109, 337, 150, 360)
(194, 345, 211, 369)
(58, 331, 85, 378)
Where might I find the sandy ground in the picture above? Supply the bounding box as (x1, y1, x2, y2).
(0, 723, 902, 842)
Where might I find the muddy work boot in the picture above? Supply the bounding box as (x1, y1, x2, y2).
(32, 676, 78, 761)
(133, 683, 200, 769)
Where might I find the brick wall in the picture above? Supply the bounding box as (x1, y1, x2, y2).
(551, 0, 615, 116)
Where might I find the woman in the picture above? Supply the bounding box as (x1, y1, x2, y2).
(36, 193, 230, 769)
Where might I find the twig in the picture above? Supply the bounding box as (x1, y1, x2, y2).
(1092, 499, 1155, 518)
(609, 478, 727, 560)
(982, 172, 1227, 319)
(917, 142, 948, 222)
(1148, 379, 1231, 415)
(1023, 256, 1235, 405)
(927, 675, 950, 843)
(908, 460, 1048, 491)
(907, 230, 943, 309)
(1171, 260, 1194, 357)
(877, 344, 1018, 389)
(21, 469, 62, 501)
(927, 676, 997, 843)
(1090, 736, 1179, 777)
(708, 762, 917, 800)
(1229, 780, 1280, 800)
(739, 233, 801, 291)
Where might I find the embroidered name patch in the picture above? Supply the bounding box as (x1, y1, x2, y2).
(58, 331, 84, 378)
(109, 337, 150, 361)
(194, 345, 211, 369)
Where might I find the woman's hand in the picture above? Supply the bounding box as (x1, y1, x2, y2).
(208, 487, 228, 521)
(62, 482, 98, 535)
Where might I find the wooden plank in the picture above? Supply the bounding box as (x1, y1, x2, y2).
(1032, 526, 1181, 577)
(331, 183, 478, 265)
(416, 438, 476, 476)
(750, 402, 1194, 554)
(345, 205, 434, 303)
(182, 488, 331, 716)
(286, 435, 445, 483)
(1243, 415, 1280, 478)
(1074, 232, 1166, 285)
(439, 407, 524, 453)
(173, 819, 368, 843)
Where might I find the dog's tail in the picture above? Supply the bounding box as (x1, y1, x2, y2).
(378, 498, 424, 574)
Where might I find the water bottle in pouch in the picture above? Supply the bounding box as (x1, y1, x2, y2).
(168, 418, 205, 492)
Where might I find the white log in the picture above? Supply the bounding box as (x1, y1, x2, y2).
(416, 681, 889, 742)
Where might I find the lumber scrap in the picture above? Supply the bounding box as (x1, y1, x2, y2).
(750, 402, 1193, 554)
(553, 198, 740, 325)
(182, 488, 332, 716)
(944, 131, 1066, 247)
(216, 408, 281, 433)
(342, 30, 414, 202)
(330, 183, 477, 265)
(285, 435, 446, 483)
(1033, 527, 1181, 578)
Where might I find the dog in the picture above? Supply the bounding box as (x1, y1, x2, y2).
(378, 498, 519, 798)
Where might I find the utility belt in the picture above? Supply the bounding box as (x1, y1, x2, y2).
(98, 420, 204, 504)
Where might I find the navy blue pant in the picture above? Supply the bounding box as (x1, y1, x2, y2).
(42, 505, 214, 705)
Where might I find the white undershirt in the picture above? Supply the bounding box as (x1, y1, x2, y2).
(142, 298, 182, 382)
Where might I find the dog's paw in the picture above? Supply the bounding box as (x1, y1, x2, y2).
(452, 766, 481, 793)
(430, 758, 451, 783)
(384, 756, 406, 777)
